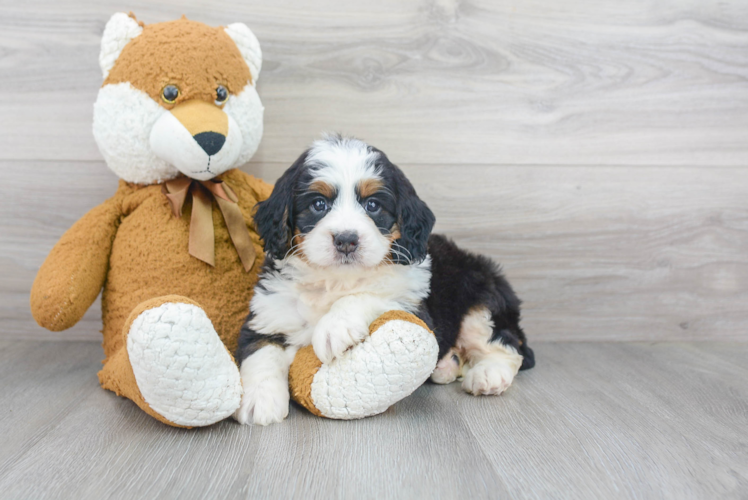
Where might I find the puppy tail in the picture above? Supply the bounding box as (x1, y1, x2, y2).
(519, 342, 535, 370)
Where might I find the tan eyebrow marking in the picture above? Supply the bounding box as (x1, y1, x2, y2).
(309, 180, 336, 198)
(389, 223, 401, 240)
(357, 178, 383, 198)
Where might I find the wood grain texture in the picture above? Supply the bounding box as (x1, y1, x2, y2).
(1, 0, 747, 341)
(0, 340, 746, 499)
(0, 0, 747, 165)
(4, 160, 747, 342)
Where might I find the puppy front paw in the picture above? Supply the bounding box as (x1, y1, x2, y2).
(234, 377, 289, 426)
(461, 358, 517, 396)
(312, 313, 369, 364)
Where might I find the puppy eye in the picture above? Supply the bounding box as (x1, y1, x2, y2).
(161, 85, 179, 104)
(364, 200, 381, 213)
(215, 85, 228, 105)
(311, 199, 328, 213)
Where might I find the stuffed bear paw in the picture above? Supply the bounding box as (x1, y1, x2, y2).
(290, 311, 439, 420)
(126, 301, 243, 427)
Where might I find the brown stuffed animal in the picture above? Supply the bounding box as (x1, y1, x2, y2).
(30, 13, 270, 427)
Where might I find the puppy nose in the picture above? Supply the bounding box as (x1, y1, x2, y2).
(193, 131, 226, 156)
(333, 231, 359, 255)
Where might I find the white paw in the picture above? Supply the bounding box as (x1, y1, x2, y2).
(234, 377, 289, 426)
(312, 312, 369, 364)
(461, 358, 517, 396)
(431, 351, 461, 385)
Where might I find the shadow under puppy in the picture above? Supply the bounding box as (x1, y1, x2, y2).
(235, 134, 535, 425)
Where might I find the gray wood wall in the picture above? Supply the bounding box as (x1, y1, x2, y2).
(2, 0, 747, 342)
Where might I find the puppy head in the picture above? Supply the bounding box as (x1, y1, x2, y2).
(93, 13, 263, 184)
(255, 135, 435, 267)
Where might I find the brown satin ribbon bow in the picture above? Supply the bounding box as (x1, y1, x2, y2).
(162, 176, 256, 272)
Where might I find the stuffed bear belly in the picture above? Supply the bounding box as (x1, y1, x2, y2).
(100, 175, 264, 360)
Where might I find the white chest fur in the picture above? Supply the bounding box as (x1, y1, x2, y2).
(248, 256, 432, 347)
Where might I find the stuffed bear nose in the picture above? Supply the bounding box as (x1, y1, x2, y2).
(333, 231, 359, 255)
(193, 131, 226, 156)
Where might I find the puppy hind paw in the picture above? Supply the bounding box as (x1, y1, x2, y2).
(431, 351, 461, 384)
(461, 358, 517, 396)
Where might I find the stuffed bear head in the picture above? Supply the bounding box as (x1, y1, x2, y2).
(93, 13, 263, 184)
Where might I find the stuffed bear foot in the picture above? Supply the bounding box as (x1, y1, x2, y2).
(99, 296, 242, 427)
(127, 301, 242, 426)
(289, 311, 439, 420)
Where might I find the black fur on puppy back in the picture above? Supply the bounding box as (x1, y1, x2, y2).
(374, 149, 435, 264)
(254, 152, 308, 260)
(426, 234, 535, 370)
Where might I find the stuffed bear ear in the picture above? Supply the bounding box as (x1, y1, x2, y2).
(99, 13, 143, 79)
(224, 23, 262, 86)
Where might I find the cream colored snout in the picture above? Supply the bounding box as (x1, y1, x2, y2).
(150, 99, 243, 181)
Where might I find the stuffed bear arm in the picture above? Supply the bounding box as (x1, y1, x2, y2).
(30, 196, 123, 331)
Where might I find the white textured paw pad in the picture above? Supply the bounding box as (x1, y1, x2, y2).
(127, 302, 242, 426)
(310, 319, 439, 419)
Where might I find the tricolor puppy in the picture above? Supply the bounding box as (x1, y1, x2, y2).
(235, 135, 535, 425)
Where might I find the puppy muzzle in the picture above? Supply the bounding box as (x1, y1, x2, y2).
(333, 231, 359, 256)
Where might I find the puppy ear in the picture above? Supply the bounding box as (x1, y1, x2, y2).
(392, 164, 435, 264)
(100, 13, 143, 79)
(255, 152, 307, 260)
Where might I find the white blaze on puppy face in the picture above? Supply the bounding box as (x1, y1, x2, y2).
(301, 137, 393, 268)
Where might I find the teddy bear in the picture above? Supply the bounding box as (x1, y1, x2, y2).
(30, 13, 438, 428)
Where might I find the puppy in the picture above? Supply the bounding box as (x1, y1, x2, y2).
(234, 135, 534, 425)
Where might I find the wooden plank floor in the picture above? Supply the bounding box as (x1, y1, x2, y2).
(0, 340, 745, 499)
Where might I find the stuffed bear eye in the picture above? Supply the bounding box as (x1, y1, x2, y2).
(161, 85, 179, 104)
(215, 85, 228, 105)
(311, 198, 328, 213)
